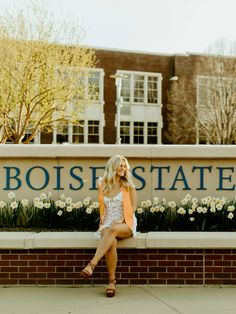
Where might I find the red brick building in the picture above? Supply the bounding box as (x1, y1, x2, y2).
(38, 48, 235, 145)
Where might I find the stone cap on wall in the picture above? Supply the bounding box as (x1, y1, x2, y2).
(1, 232, 236, 249)
(0, 144, 236, 159)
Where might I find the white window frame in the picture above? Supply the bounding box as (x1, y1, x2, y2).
(117, 70, 162, 106)
(52, 67, 104, 144)
(115, 70, 162, 144)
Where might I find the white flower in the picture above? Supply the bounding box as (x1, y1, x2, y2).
(202, 207, 208, 214)
(146, 199, 152, 207)
(190, 217, 195, 221)
(86, 207, 93, 214)
(197, 206, 203, 213)
(216, 203, 223, 211)
(181, 198, 188, 205)
(65, 197, 72, 204)
(35, 201, 44, 209)
(206, 196, 212, 203)
(150, 207, 156, 213)
(66, 205, 73, 212)
(55, 200, 66, 209)
(185, 194, 192, 201)
(75, 201, 83, 209)
(92, 202, 99, 209)
(47, 191, 52, 198)
(168, 201, 176, 208)
(21, 199, 29, 207)
(57, 210, 63, 216)
(43, 202, 51, 209)
(83, 199, 90, 206)
(136, 207, 143, 214)
(210, 207, 216, 213)
(227, 205, 235, 212)
(192, 203, 197, 210)
(60, 194, 66, 200)
(162, 198, 167, 205)
(160, 206, 165, 213)
(210, 202, 216, 209)
(188, 209, 194, 215)
(141, 201, 147, 208)
(177, 207, 186, 215)
(192, 197, 198, 204)
(0, 201, 6, 209)
(34, 197, 40, 203)
(40, 193, 47, 200)
(8, 192, 16, 199)
(10, 201, 18, 209)
(228, 212, 234, 220)
(153, 197, 159, 205)
(201, 198, 208, 205)
(221, 197, 227, 205)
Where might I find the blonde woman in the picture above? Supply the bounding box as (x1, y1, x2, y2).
(80, 155, 137, 297)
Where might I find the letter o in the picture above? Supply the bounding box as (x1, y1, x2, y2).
(26, 166, 49, 190)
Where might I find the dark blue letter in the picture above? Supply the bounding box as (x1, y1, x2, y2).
(192, 166, 212, 190)
(132, 166, 145, 190)
(150, 166, 170, 190)
(69, 166, 84, 190)
(26, 166, 49, 190)
(170, 166, 191, 191)
(3, 167, 21, 190)
(53, 166, 64, 190)
(217, 167, 235, 191)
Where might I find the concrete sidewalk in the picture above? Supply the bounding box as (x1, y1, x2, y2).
(0, 286, 235, 314)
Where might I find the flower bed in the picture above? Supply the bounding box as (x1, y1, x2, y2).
(1, 192, 236, 232)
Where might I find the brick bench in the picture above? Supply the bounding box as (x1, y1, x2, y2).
(0, 232, 236, 286)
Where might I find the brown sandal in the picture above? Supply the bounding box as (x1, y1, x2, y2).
(106, 278, 116, 297)
(80, 262, 96, 280)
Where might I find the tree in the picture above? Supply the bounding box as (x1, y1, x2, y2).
(0, 2, 96, 143)
(196, 39, 236, 144)
(165, 77, 197, 144)
(166, 39, 236, 145)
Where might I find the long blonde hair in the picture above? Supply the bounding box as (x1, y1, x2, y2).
(102, 155, 135, 195)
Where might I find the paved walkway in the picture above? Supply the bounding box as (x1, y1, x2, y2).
(0, 286, 235, 314)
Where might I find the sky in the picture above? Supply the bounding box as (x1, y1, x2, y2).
(1, 0, 236, 55)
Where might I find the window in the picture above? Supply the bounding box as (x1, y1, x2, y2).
(133, 122, 144, 144)
(148, 76, 158, 104)
(56, 124, 69, 144)
(88, 71, 100, 101)
(73, 123, 84, 143)
(80, 68, 103, 102)
(119, 71, 161, 105)
(54, 120, 100, 144)
(88, 120, 99, 143)
(147, 122, 158, 144)
(121, 74, 131, 102)
(120, 121, 130, 144)
(134, 75, 144, 103)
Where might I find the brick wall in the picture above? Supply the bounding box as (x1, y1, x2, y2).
(1, 248, 236, 286)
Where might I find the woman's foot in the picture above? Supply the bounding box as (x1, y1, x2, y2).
(106, 278, 116, 297)
(80, 262, 96, 280)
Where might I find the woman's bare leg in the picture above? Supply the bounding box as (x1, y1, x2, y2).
(91, 223, 132, 266)
(105, 236, 117, 280)
(81, 223, 131, 277)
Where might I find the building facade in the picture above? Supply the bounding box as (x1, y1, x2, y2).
(35, 48, 236, 145)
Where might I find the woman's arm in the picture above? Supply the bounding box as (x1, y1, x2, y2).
(129, 187, 137, 213)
